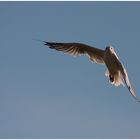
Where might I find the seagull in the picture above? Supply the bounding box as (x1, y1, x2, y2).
(38, 40, 139, 102)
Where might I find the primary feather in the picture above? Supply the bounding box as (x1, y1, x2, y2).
(45, 42, 105, 64)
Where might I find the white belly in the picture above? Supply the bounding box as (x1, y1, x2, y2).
(104, 52, 120, 74)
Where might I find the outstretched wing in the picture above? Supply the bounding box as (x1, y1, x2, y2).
(119, 63, 140, 102)
(43, 41, 105, 64)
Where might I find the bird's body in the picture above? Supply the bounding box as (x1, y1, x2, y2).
(104, 47, 123, 86)
(38, 40, 139, 102)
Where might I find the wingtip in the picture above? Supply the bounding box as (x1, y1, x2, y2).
(136, 99, 140, 103)
(133, 96, 140, 103)
(33, 39, 47, 43)
(34, 39, 50, 47)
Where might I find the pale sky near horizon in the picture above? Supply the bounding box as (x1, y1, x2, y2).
(1, 1, 140, 138)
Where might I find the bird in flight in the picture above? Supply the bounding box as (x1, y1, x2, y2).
(38, 40, 139, 102)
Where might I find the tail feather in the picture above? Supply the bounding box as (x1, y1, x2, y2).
(105, 70, 124, 87)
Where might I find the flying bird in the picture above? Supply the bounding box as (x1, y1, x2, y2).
(38, 40, 139, 102)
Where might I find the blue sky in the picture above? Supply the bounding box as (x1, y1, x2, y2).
(1, 1, 140, 138)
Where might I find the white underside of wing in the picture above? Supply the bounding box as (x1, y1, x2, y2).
(86, 53, 104, 64)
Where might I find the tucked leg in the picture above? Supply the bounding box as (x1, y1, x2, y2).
(109, 75, 114, 83)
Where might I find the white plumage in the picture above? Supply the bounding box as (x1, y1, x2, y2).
(39, 41, 139, 102)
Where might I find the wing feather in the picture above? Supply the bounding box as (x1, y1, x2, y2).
(44, 42, 105, 64)
(119, 63, 140, 102)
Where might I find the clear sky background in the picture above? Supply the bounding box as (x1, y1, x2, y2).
(1, 1, 140, 139)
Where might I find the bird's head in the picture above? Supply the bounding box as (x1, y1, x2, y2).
(105, 46, 114, 53)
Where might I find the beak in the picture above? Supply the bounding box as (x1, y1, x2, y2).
(105, 47, 109, 50)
